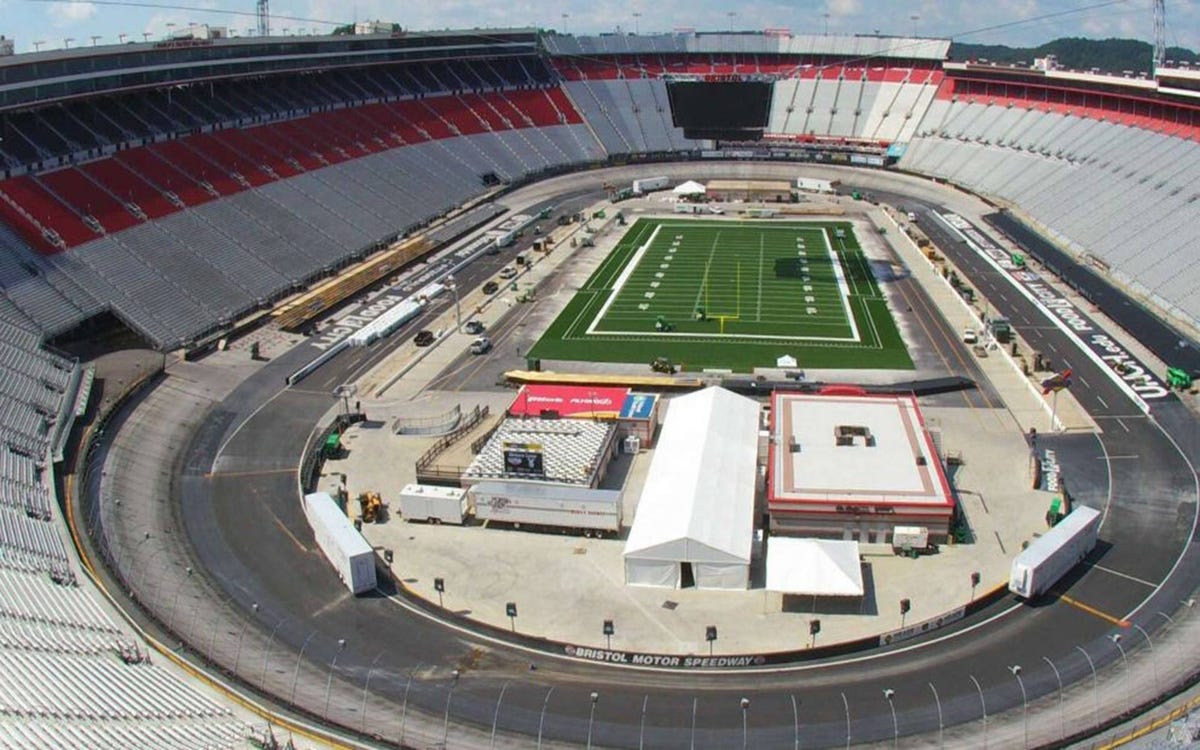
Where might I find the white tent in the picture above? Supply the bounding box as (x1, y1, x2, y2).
(673, 180, 707, 196)
(623, 387, 759, 590)
(766, 538, 864, 596)
(775, 354, 798, 368)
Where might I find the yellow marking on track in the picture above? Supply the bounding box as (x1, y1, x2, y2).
(1058, 594, 1131, 628)
(205, 467, 297, 479)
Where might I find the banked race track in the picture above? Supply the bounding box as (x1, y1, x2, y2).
(92, 164, 1200, 749)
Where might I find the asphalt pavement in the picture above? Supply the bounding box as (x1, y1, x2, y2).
(105, 167, 1200, 749)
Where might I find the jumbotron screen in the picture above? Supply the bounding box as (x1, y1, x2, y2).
(666, 81, 773, 140)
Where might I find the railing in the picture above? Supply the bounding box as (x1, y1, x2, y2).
(414, 405, 489, 474)
(392, 404, 462, 436)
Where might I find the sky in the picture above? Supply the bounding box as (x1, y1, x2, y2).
(2, 0, 1196, 55)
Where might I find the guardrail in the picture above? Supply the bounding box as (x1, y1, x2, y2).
(413, 405, 489, 474)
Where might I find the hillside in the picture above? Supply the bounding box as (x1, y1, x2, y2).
(949, 37, 1197, 75)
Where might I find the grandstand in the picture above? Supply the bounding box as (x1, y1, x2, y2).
(1, 26, 1200, 748)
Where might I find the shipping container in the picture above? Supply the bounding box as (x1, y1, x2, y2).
(470, 482, 621, 536)
(399, 484, 469, 525)
(1009, 505, 1101, 598)
(631, 176, 669, 195)
(303, 492, 378, 595)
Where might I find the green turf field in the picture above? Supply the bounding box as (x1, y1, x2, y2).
(529, 218, 911, 371)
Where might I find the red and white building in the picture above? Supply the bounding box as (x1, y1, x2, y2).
(768, 390, 955, 542)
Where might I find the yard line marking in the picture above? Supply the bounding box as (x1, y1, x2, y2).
(1095, 395, 1109, 409)
(756, 233, 765, 322)
(693, 231, 722, 315)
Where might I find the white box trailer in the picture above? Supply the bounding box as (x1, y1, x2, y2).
(303, 492, 378, 595)
(399, 483, 468, 525)
(470, 482, 621, 536)
(891, 526, 929, 551)
(632, 176, 669, 195)
(674, 203, 704, 214)
(795, 177, 836, 193)
(1009, 505, 1101, 598)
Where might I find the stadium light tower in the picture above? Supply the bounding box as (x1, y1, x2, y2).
(257, 0, 270, 37)
(1153, 0, 1166, 73)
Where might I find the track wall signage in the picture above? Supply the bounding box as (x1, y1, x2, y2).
(939, 214, 1170, 402)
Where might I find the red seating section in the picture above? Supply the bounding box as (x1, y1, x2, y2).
(0, 86, 588, 254)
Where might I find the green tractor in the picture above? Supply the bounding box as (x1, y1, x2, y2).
(650, 357, 677, 374)
(1167, 367, 1194, 390)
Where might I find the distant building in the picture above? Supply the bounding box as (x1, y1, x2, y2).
(354, 21, 394, 35)
(169, 24, 227, 41)
(0, 36, 14, 57)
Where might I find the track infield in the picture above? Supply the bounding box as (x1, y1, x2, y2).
(528, 218, 911, 371)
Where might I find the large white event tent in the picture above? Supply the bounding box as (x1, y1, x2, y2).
(623, 387, 759, 590)
(673, 180, 707, 196)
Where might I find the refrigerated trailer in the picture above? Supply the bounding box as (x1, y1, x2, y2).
(1009, 505, 1101, 599)
(469, 482, 621, 536)
(632, 176, 669, 195)
(399, 484, 468, 524)
(303, 492, 378, 595)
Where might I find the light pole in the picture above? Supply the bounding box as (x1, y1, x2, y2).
(33, 40, 45, 51)
(360, 651, 384, 734)
(1042, 656, 1064, 741)
(90, 35, 101, 46)
(561, 13, 569, 34)
(969, 675, 988, 749)
(290, 630, 317, 703)
(586, 691, 599, 750)
(536, 686, 555, 749)
(632, 12, 641, 35)
(63, 37, 75, 49)
(1110, 633, 1128, 670)
(740, 697, 750, 750)
(1076, 645, 1099, 730)
(929, 682, 944, 749)
(841, 692, 851, 750)
(638, 695, 648, 750)
(706, 625, 717, 656)
(823, 13, 830, 35)
(261, 617, 289, 688)
(1133, 623, 1158, 689)
(442, 669, 460, 748)
(1009, 666, 1028, 749)
(790, 695, 800, 750)
(399, 663, 419, 747)
(489, 680, 510, 748)
(233, 602, 259, 674)
(168, 566, 193, 630)
(883, 689, 898, 748)
(910, 14, 920, 37)
(119, 33, 127, 43)
(323, 638, 347, 719)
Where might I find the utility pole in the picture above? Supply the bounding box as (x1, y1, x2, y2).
(257, 0, 270, 37)
(1153, 0, 1166, 73)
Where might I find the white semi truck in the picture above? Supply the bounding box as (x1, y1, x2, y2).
(303, 492, 378, 595)
(1009, 505, 1101, 598)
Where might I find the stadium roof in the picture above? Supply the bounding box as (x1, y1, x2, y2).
(544, 32, 949, 61)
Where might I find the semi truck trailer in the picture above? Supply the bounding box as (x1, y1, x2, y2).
(1009, 505, 1101, 598)
(303, 492, 378, 595)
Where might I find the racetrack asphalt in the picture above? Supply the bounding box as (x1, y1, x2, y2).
(112, 169, 1200, 748)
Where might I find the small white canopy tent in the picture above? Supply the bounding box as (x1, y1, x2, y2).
(673, 180, 707, 196)
(766, 538, 864, 596)
(623, 387, 759, 590)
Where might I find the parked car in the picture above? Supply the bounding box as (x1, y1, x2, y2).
(482, 280, 500, 294)
(464, 320, 486, 335)
(414, 330, 435, 347)
(499, 267, 518, 280)
(469, 336, 493, 355)
(963, 328, 978, 345)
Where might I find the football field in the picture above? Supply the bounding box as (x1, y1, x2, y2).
(529, 218, 911, 371)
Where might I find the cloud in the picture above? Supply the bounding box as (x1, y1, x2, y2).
(46, 0, 97, 26)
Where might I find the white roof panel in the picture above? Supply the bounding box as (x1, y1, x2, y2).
(623, 387, 759, 565)
(766, 538, 863, 596)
